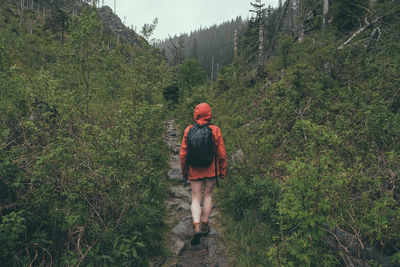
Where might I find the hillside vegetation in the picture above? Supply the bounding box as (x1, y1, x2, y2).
(174, 0, 400, 265)
(0, 0, 173, 265)
(1, 0, 400, 266)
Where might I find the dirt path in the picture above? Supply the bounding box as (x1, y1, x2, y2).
(159, 119, 230, 267)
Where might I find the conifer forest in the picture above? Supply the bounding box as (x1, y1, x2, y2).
(1, 0, 399, 266)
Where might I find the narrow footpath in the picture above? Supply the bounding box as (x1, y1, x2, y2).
(160, 119, 230, 267)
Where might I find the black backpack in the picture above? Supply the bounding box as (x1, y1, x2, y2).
(186, 123, 215, 167)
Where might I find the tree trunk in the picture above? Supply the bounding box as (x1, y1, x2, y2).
(257, 21, 264, 75)
(322, 0, 329, 32)
(297, 0, 304, 42)
(211, 55, 214, 90)
(20, 0, 23, 24)
(61, 22, 65, 46)
(298, 24, 304, 42)
(370, 0, 377, 8)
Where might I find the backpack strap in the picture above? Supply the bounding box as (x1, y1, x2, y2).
(210, 124, 218, 186)
(184, 174, 188, 187)
(215, 152, 219, 187)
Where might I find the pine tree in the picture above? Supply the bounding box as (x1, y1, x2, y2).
(191, 37, 199, 60)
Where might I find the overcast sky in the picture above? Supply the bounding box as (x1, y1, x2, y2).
(102, 0, 279, 41)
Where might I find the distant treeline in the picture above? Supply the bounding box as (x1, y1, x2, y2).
(157, 16, 246, 78)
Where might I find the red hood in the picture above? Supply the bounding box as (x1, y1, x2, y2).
(194, 103, 212, 125)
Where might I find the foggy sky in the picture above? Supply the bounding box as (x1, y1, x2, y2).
(102, 0, 279, 41)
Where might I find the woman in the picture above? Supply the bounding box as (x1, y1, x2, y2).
(180, 103, 227, 245)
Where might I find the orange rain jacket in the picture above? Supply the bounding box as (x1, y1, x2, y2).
(180, 103, 227, 181)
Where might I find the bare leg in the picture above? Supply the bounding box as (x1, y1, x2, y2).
(190, 180, 203, 224)
(201, 179, 216, 223)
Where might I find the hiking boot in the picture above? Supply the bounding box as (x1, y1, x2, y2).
(191, 223, 202, 246)
(200, 221, 210, 235)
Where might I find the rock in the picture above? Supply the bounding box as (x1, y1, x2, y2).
(210, 210, 219, 218)
(172, 221, 191, 236)
(183, 214, 192, 220)
(166, 201, 179, 210)
(173, 147, 180, 154)
(171, 187, 191, 199)
(325, 227, 396, 267)
(168, 236, 185, 256)
(208, 240, 218, 258)
(97, 6, 144, 46)
(202, 238, 218, 258)
(168, 169, 182, 180)
(209, 228, 218, 235)
(280, 69, 286, 79)
(231, 149, 244, 162)
(169, 146, 180, 155)
(169, 132, 177, 137)
(176, 203, 191, 211)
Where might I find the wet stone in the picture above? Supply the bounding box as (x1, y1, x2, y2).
(166, 200, 179, 210)
(171, 187, 191, 199)
(168, 169, 182, 180)
(176, 203, 191, 211)
(209, 228, 218, 235)
(231, 149, 244, 162)
(172, 221, 191, 236)
(168, 131, 177, 137)
(210, 210, 219, 218)
(172, 147, 180, 154)
(170, 154, 180, 161)
(206, 239, 218, 258)
(168, 235, 185, 256)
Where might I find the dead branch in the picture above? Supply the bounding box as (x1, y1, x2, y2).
(76, 226, 85, 257)
(376, 27, 381, 41)
(338, 0, 400, 50)
(388, 87, 400, 105)
(113, 202, 128, 231)
(338, 251, 357, 267)
(76, 238, 99, 267)
(338, 15, 383, 50)
(28, 248, 38, 267)
(168, 34, 178, 51)
(83, 194, 106, 228)
(32, 243, 53, 267)
(340, 208, 365, 251)
(295, 97, 312, 119)
(319, 226, 350, 254)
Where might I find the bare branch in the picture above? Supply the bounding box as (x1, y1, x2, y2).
(338, 16, 383, 50)
(28, 248, 38, 267)
(32, 243, 53, 267)
(388, 87, 400, 105)
(319, 226, 350, 254)
(83, 194, 106, 228)
(76, 238, 99, 267)
(76, 226, 85, 256)
(112, 202, 129, 231)
(338, 0, 400, 50)
(376, 27, 381, 41)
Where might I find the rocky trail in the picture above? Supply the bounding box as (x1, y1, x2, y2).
(156, 119, 230, 267)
